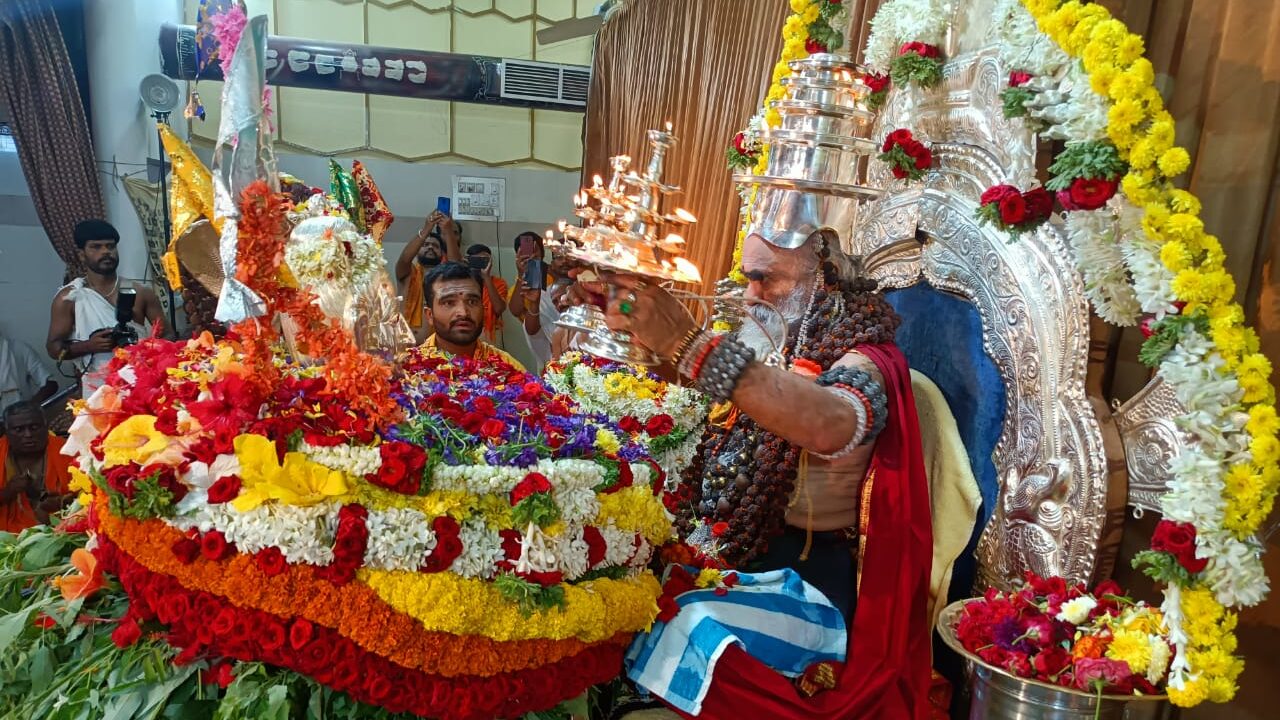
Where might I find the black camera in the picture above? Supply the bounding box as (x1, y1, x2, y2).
(109, 288, 139, 348)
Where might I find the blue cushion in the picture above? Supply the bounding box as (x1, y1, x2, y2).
(886, 283, 1006, 602)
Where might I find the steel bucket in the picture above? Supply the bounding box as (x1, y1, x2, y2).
(937, 601, 1174, 720)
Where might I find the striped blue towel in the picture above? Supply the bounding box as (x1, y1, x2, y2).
(624, 567, 847, 716)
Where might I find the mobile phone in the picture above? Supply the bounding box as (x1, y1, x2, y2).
(523, 259, 545, 290)
(467, 254, 489, 270)
(436, 196, 451, 215)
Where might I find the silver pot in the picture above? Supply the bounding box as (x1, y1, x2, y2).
(779, 76, 868, 110)
(937, 601, 1174, 720)
(776, 100, 876, 139)
(762, 129, 877, 187)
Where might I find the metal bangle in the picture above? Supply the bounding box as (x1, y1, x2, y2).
(810, 385, 869, 460)
(815, 365, 888, 445)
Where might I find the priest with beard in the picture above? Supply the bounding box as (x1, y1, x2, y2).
(607, 231, 933, 720)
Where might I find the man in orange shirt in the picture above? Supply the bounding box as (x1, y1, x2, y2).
(417, 262, 524, 371)
(464, 243, 509, 343)
(396, 211, 463, 337)
(0, 401, 72, 532)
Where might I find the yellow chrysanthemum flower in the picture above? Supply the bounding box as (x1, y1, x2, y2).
(594, 429, 621, 456)
(1122, 172, 1160, 206)
(1163, 213, 1206, 243)
(1115, 33, 1146, 67)
(1169, 678, 1210, 707)
(1206, 677, 1239, 704)
(1166, 189, 1201, 215)
(595, 485, 675, 545)
(1246, 404, 1280, 439)
(1158, 147, 1192, 178)
(789, 0, 809, 13)
(1237, 353, 1274, 403)
(1250, 432, 1280, 466)
(1128, 138, 1158, 170)
(1106, 628, 1153, 674)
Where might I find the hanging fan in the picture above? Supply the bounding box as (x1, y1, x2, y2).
(536, 1, 622, 45)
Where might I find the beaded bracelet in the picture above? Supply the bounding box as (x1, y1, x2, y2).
(676, 330, 716, 379)
(687, 335, 723, 381)
(693, 335, 754, 403)
(814, 365, 888, 452)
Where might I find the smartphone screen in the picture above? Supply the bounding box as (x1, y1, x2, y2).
(436, 196, 451, 215)
(524, 259, 545, 290)
(467, 254, 488, 270)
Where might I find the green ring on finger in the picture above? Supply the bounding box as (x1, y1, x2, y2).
(620, 300, 634, 315)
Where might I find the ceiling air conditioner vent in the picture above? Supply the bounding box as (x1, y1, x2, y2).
(500, 59, 590, 108)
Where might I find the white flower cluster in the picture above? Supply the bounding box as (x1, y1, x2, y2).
(1117, 202, 1178, 317)
(170, 500, 340, 566)
(1064, 204, 1141, 326)
(302, 442, 383, 477)
(862, 0, 954, 73)
(363, 507, 437, 571)
(431, 458, 606, 496)
(453, 518, 505, 579)
(991, 0, 1068, 77)
(1158, 329, 1269, 608)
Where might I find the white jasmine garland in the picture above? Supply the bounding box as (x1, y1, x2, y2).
(452, 518, 505, 579)
(431, 458, 605, 496)
(557, 527, 592, 581)
(1064, 207, 1141, 326)
(990, 0, 1069, 77)
(555, 487, 602, 525)
(302, 442, 382, 477)
(863, 0, 954, 73)
(1161, 584, 1192, 690)
(168, 501, 340, 566)
(363, 507, 436, 571)
(1114, 200, 1178, 316)
(601, 523, 639, 568)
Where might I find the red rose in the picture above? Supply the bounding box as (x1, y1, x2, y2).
(1023, 187, 1054, 221)
(1009, 71, 1033, 87)
(1067, 177, 1118, 211)
(510, 472, 553, 505)
(618, 416, 644, 434)
(899, 41, 925, 56)
(206, 661, 236, 689)
(882, 128, 913, 152)
(711, 521, 730, 537)
(289, 618, 315, 650)
(981, 184, 1021, 206)
(582, 526, 607, 567)
(255, 547, 288, 577)
(258, 619, 287, 651)
(200, 530, 235, 561)
(656, 594, 680, 623)
(499, 528, 524, 565)
(909, 142, 933, 170)
(479, 418, 507, 439)
(732, 132, 749, 155)
(365, 675, 395, 703)
(211, 608, 237, 636)
(805, 38, 828, 55)
(645, 414, 675, 436)
(172, 537, 201, 565)
(1151, 520, 1207, 573)
(1140, 315, 1157, 339)
(156, 592, 192, 625)
(862, 72, 889, 93)
(998, 193, 1028, 225)
(296, 638, 337, 674)
(112, 617, 142, 648)
(206, 475, 242, 504)
(432, 515, 460, 538)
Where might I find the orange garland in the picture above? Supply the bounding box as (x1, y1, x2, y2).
(95, 499, 622, 678)
(233, 181, 399, 424)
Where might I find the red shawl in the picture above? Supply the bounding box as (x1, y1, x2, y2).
(680, 343, 933, 720)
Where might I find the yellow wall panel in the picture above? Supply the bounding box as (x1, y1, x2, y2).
(535, 0, 575, 22)
(368, 96, 452, 158)
(366, 4, 452, 52)
(274, 0, 365, 42)
(453, 12, 533, 58)
(494, 0, 535, 19)
(532, 108, 584, 168)
(276, 87, 367, 154)
(453, 0, 495, 15)
(454, 104, 530, 164)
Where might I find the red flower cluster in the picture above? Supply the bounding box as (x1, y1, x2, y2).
(1008, 71, 1033, 88)
(862, 73, 890, 94)
(95, 538, 625, 720)
(954, 573, 1161, 695)
(805, 38, 828, 55)
(365, 440, 428, 495)
(656, 566, 697, 623)
(645, 414, 675, 437)
(1151, 520, 1207, 574)
(1056, 177, 1119, 212)
(511, 472, 553, 505)
(899, 41, 940, 59)
(978, 184, 1054, 232)
(879, 129, 933, 180)
(421, 516, 463, 573)
(315, 505, 369, 585)
(207, 475, 242, 504)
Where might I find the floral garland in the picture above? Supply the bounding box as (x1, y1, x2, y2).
(94, 501, 622, 678)
(878, 128, 934, 181)
(544, 353, 710, 482)
(862, 0, 952, 77)
(97, 538, 624, 720)
(864, 0, 1279, 706)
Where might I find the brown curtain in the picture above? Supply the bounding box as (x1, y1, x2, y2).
(0, 0, 102, 279)
(583, 0, 790, 293)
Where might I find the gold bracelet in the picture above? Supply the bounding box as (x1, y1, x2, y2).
(669, 326, 705, 365)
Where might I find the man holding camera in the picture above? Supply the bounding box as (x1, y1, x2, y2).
(464, 244, 508, 343)
(46, 220, 162, 397)
(396, 210, 463, 340)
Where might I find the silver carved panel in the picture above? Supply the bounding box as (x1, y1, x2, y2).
(1112, 377, 1189, 516)
(850, 49, 1109, 589)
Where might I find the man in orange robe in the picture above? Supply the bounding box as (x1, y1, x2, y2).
(0, 401, 72, 532)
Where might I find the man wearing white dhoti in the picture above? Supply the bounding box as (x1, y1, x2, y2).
(45, 220, 162, 397)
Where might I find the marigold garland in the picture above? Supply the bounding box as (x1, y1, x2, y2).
(97, 538, 625, 720)
(358, 567, 661, 644)
(94, 499, 620, 677)
(1001, 0, 1278, 706)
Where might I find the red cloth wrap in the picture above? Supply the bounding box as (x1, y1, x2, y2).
(679, 343, 933, 719)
